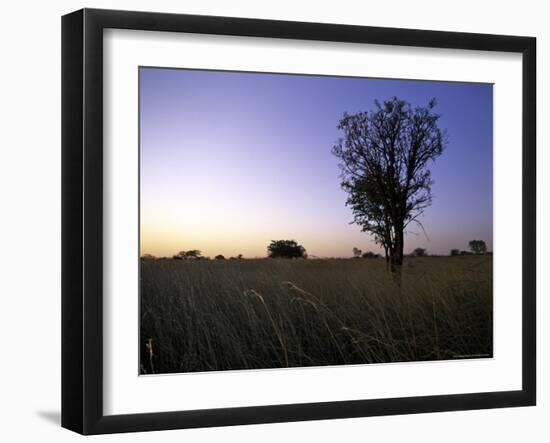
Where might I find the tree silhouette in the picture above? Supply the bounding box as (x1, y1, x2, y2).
(175, 250, 203, 260)
(469, 240, 487, 255)
(450, 249, 460, 256)
(352, 247, 362, 258)
(412, 247, 427, 257)
(214, 254, 225, 260)
(332, 97, 447, 276)
(267, 240, 307, 259)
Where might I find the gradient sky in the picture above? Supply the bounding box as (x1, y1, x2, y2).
(140, 67, 493, 258)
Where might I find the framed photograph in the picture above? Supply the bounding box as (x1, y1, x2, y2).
(61, 8, 536, 435)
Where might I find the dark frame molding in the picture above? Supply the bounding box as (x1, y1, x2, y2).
(62, 8, 536, 435)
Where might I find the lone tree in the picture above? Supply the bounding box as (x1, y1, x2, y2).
(469, 240, 487, 255)
(332, 97, 447, 275)
(267, 240, 307, 259)
(352, 247, 362, 258)
(214, 254, 225, 260)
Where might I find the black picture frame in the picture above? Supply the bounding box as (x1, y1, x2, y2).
(62, 8, 536, 435)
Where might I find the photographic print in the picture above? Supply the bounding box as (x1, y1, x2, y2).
(139, 67, 493, 375)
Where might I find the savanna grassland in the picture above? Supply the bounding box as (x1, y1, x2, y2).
(140, 256, 492, 374)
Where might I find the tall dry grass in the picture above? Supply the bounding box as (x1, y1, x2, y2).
(140, 256, 492, 374)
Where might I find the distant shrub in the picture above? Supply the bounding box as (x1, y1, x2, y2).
(267, 240, 307, 259)
(412, 248, 427, 257)
(215, 254, 225, 260)
(175, 250, 203, 260)
(362, 251, 380, 258)
(450, 249, 460, 256)
(469, 240, 487, 255)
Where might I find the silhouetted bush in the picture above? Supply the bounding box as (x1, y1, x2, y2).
(175, 250, 203, 260)
(267, 240, 307, 259)
(362, 251, 380, 258)
(412, 248, 427, 257)
(469, 240, 487, 255)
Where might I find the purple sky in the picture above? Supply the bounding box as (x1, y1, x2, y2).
(139, 67, 493, 258)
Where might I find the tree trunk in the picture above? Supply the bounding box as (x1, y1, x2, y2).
(389, 223, 405, 286)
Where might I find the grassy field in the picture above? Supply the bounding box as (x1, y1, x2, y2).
(140, 256, 492, 374)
